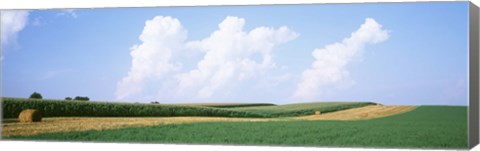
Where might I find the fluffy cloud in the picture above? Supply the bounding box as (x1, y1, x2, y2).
(177, 16, 298, 98)
(116, 16, 298, 100)
(115, 16, 187, 100)
(294, 18, 389, 99)
(1, 10, 30, 48)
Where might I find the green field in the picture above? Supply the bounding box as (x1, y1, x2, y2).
(6, 106, 468, 149)
(1, 97, 371, 118)
(227, 102, 376, 117)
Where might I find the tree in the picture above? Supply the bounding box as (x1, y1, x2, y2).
(65, 97, 72, 100)
(150, 101, 160, 104)
(29, 92, 43, 99)
(74, 96, 89, 101)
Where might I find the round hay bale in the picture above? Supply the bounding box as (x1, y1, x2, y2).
(314, 111, 321, 115)
(18, 109, 42, 123)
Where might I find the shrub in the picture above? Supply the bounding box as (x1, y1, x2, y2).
(65, 97, 72, 100)
(29, 92, 43, 99)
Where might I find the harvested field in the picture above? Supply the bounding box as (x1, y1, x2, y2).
(296, 105, 416, 120)
(2, 105, 415, 137)
(2, 117, 276, 137)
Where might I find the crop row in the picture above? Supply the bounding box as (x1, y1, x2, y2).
(1, 98, 268, 119)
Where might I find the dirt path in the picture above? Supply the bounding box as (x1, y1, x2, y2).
(2, 105, 415, 137)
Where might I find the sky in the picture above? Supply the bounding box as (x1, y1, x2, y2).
(0, 2, 470, 105)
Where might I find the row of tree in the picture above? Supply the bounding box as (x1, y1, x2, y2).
(29, 92, 89, 101)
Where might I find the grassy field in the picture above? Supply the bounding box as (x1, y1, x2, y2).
(227, 102, 376, 117)
(6, 106, 467, 149)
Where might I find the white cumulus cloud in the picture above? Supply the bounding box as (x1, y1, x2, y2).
(176, 16, 298, 98)
(293, 18, 389, 99)
(116, 16, 297, 101)
(1, 10, 30, 48)
(115, 16, 187, 100)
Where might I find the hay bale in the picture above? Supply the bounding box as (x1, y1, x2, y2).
(18, 109, 42, 122)
(315, 111, 321, 115)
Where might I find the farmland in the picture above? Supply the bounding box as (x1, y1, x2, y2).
(5, 106, 467, 149)
(1, 97, 373, 118)
(1, 97, 468, 149)
(171, 103, 276, 108)
(1, 97, 267, 118)
(2, 105, 414, 137)
(227, 102, 377, 117)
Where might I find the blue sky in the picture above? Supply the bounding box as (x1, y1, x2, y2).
(1, 2, 470, 105)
